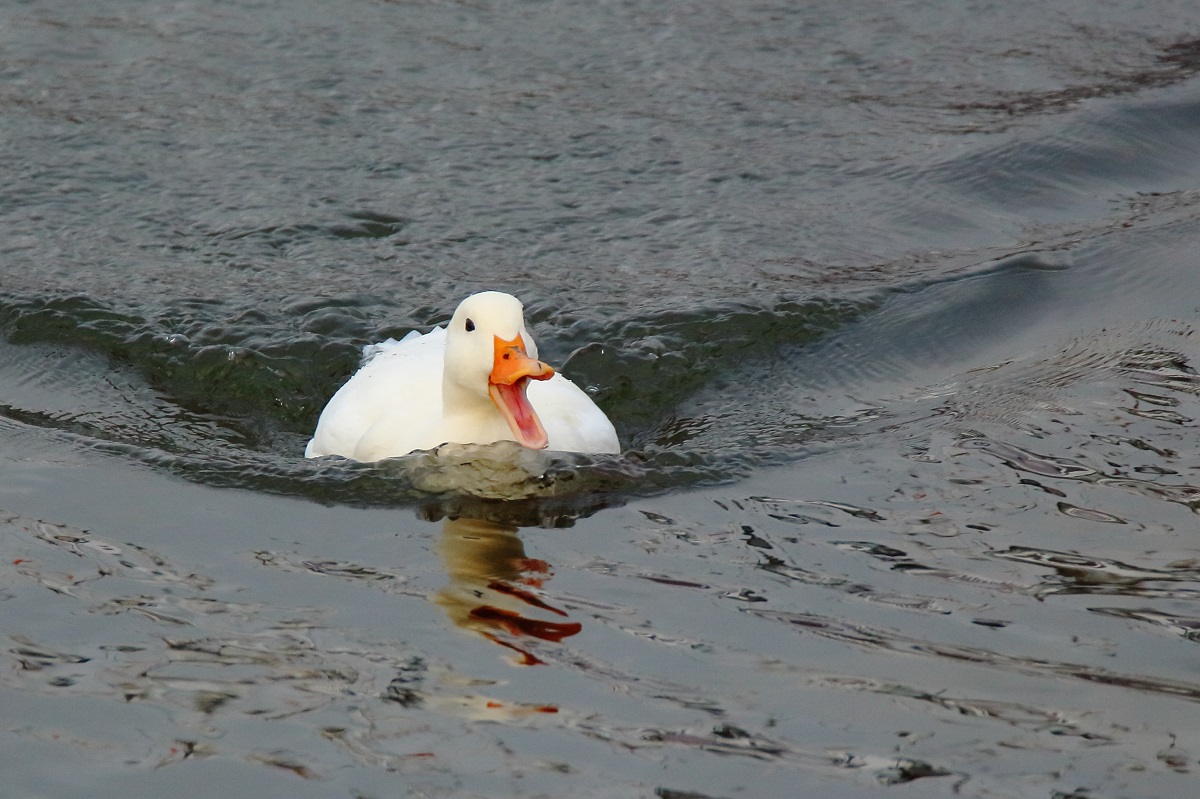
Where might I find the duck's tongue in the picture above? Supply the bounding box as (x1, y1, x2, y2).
(489, 335, 554, 450)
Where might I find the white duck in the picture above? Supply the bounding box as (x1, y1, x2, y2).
(305, 291, 620, 461)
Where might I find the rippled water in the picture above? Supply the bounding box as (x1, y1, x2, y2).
(4, 1, 1200, 797)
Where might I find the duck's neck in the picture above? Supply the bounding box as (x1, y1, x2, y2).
(440, 373, 510, 444)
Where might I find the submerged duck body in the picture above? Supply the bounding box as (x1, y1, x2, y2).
(305, 291, 619, 461)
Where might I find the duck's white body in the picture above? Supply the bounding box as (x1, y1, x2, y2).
(305, 292, 619, 461)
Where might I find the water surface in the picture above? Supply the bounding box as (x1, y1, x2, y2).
(3, 1, 1200, 796)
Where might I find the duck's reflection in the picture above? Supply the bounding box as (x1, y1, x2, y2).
(434, 517, 581, 665)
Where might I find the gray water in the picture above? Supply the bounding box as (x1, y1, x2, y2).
(4, 1, 1200, 796)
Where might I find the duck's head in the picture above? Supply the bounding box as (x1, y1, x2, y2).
(443, 291, 556, 449)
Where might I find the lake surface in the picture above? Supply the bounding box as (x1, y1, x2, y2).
(3, 1, 1200, 796)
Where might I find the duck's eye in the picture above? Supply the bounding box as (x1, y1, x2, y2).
(465, 318, 475, 332)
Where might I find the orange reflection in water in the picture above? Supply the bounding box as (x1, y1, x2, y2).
(434, 517, 581, 665)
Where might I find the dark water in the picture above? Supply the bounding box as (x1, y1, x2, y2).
(4, 1, 1200, 796)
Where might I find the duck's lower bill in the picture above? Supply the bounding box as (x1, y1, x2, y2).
(489, 378, 549, 449)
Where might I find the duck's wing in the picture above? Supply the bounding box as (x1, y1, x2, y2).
(530, 374, 620, 454)
(360, 329, 423, 366)
(305, 327, 447, 458)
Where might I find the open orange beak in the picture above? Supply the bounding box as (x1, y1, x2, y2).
(488, 334, 555, 449)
